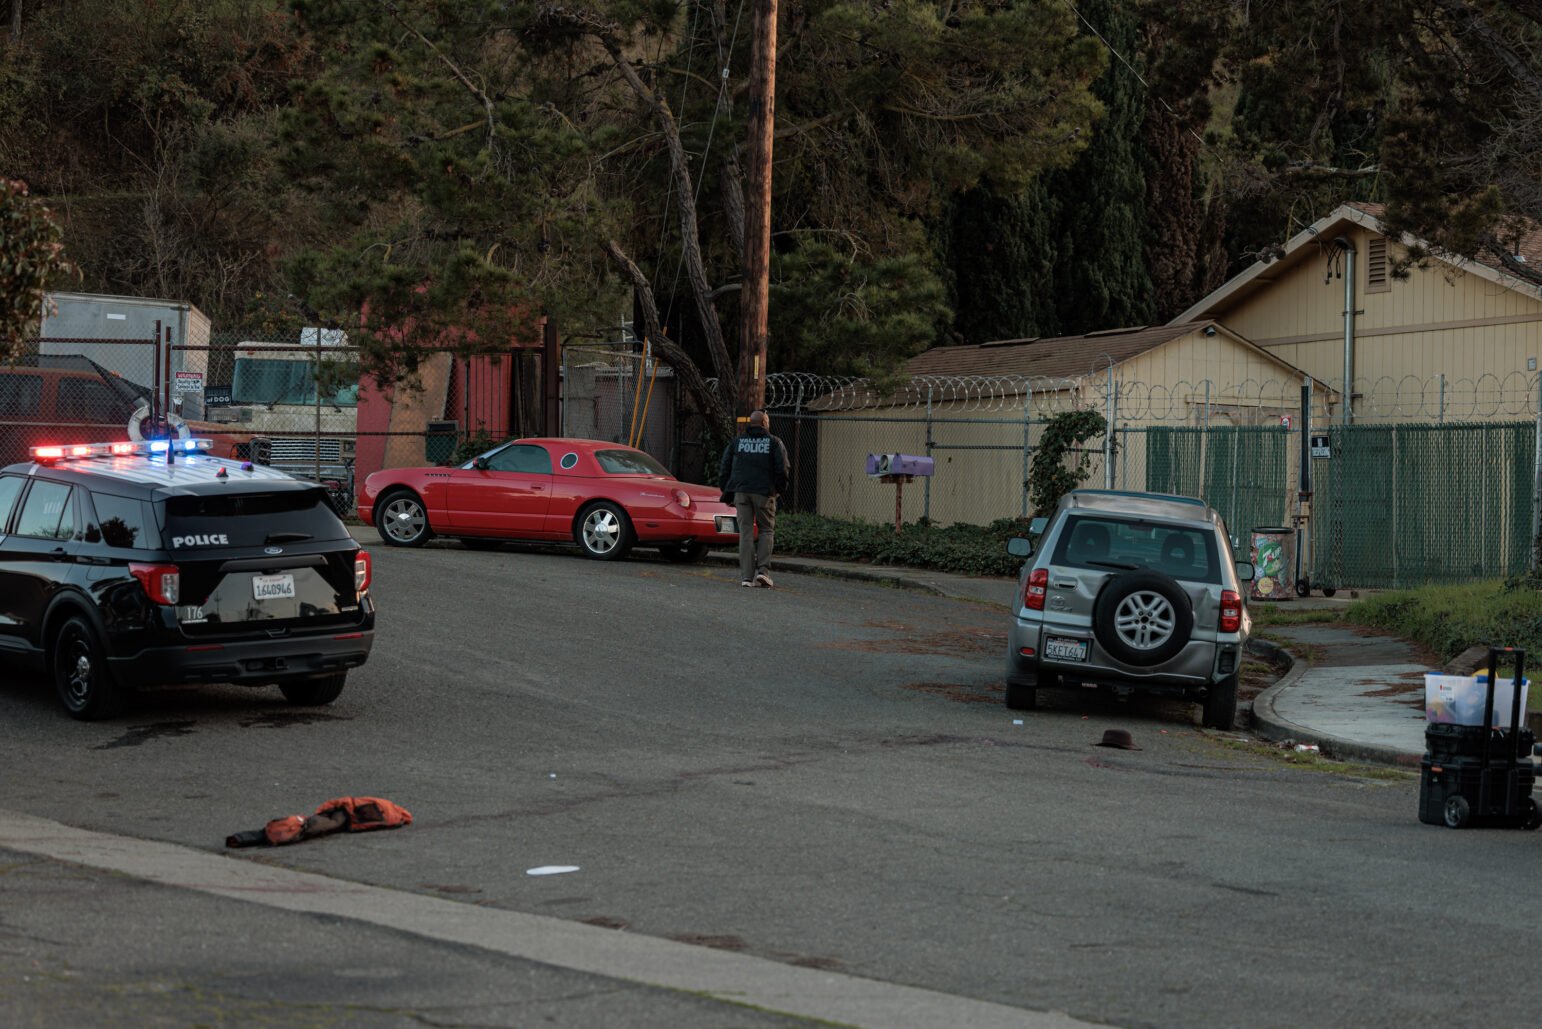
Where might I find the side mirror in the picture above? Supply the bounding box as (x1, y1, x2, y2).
(473, 457, 489, 471)
(1235, 560, 1255, 583)
(1007, 537, 1034, 558)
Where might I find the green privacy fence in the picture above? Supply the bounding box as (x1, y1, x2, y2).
(1144, 426, 1292, 542)
(1311, 422, 1536, 588)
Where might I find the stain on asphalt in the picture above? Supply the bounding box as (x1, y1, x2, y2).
(238, 711, 347, 730)
(899, 681, 1003, 704)
(825, 625, 1005, 658)
(582, 915, 630, 930)
(420, 883, 482, 894)
(93, 721, 197, 750)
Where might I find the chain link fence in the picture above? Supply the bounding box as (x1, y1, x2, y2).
(12, 322, 1542, 589)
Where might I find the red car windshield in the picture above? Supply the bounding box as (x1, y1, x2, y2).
(594, 449, 670, 476)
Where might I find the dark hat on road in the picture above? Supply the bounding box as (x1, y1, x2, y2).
(1093, 729, 1140, 750)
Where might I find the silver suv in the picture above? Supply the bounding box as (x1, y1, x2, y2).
(1004, 489, 1255, 729)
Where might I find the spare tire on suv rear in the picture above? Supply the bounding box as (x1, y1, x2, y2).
(1092, 570, 1194, 667)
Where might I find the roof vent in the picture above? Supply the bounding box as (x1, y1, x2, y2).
(1366, 235, 1390, 293)
(1084, 326, 1147, 338)
(981, 337, 1039, 347)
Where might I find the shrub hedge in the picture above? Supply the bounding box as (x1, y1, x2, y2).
(774, 512, 1028, 578)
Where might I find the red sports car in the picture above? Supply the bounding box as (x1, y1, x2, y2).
(358, 437, 739, 561)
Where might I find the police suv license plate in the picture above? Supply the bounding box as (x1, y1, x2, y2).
(1044, 635, 1089, 662)
(715, 515, 738, 533)
(252, 573, 296, 601)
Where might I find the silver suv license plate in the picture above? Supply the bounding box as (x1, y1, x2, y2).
(252, 573, 297, 601)
(1044, 636, 1089, 662)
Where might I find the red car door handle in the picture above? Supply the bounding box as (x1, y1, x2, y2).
(531, 484, 545, 491)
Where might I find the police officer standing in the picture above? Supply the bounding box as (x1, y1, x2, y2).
(719, 410, 790, 587)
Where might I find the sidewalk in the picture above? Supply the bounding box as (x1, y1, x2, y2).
(752, 554, 1435, 766)
(1250, 622, 1428, 767)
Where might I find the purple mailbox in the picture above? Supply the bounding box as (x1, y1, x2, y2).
(865, 453, 935, 477)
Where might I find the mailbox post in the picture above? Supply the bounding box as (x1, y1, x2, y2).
(866, 453, 936, 534)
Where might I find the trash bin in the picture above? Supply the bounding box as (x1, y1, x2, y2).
(1249, 526, 1296, 601)
(424, 420, 459, 465)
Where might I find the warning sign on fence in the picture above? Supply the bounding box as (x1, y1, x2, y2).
(173, 371, 204, 395)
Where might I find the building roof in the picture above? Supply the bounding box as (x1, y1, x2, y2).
(1171, 202, 1542, 324)
(905, 323, 1201, 380)
(804, 321, 1324, 411)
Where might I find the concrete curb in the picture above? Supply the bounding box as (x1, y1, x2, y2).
(1251, 643, 1424, 769)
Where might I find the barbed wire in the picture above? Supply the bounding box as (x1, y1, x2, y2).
(755, 370, 1542, 423)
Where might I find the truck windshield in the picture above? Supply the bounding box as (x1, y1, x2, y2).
(232, 358, 360, 407)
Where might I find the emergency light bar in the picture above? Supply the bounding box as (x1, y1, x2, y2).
(28, 439, 214, 463)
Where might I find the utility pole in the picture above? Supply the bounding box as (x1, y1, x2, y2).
(736, 0, 777, 419)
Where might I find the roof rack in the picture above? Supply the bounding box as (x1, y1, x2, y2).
(1071, 488, 1207, 507)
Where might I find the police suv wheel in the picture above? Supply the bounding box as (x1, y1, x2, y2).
(52, 616, 124, 720)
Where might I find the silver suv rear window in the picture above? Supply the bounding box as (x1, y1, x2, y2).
(1051, 515, 1221, 584)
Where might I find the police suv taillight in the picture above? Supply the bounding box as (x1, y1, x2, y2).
(354, 550, 372, 594)
(1024, 568, 1049, 611)
(129, 563, 180, 605)
(1219, 590, 1243, 633)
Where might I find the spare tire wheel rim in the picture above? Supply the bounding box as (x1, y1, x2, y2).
(1113, 590, 1176, 651)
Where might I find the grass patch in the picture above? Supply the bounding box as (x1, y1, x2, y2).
(1255, 631, 1326, 665)
(1248, 606, 1340, 627)
(1209, 736, 1416, 781)
(1346, 580, 1542, 663)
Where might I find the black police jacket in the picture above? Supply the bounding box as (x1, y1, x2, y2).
(718, 427, 790, 497)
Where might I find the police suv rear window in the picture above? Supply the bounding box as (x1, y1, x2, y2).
(88, 492, 155, 550)
(163, 490, 348, 549)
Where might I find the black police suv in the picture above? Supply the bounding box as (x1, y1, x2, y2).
(0, 439, 374, 719)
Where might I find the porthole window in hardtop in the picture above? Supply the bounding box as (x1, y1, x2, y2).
(559, 452, 578, 470)
(15, 481, 75, 540)
(595, 449, 670, 476)
(486, 444, 553, 475)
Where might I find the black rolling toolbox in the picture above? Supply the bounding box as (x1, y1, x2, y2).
(1419, 647, 1542, 829)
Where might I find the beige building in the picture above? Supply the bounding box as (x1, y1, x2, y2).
(810, 322, 1325, 527)
(1171, 202, 1542, 423)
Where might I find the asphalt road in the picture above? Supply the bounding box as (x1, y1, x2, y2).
(4, 541, 1542, 1027)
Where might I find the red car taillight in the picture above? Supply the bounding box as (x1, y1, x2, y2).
(129, 563, 180, 605)
(355, 550, 372, 594)
(1219, 589, 1242, 633)
(673, 489, 692, 508)
(1024, 568, 1048, 611)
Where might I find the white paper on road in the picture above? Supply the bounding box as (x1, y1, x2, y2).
(526, 865, 580, 876)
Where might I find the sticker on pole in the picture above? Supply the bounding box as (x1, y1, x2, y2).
(173, 370, 204, 395)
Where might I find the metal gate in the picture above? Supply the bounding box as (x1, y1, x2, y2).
(1312, 422, 1536, 588)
